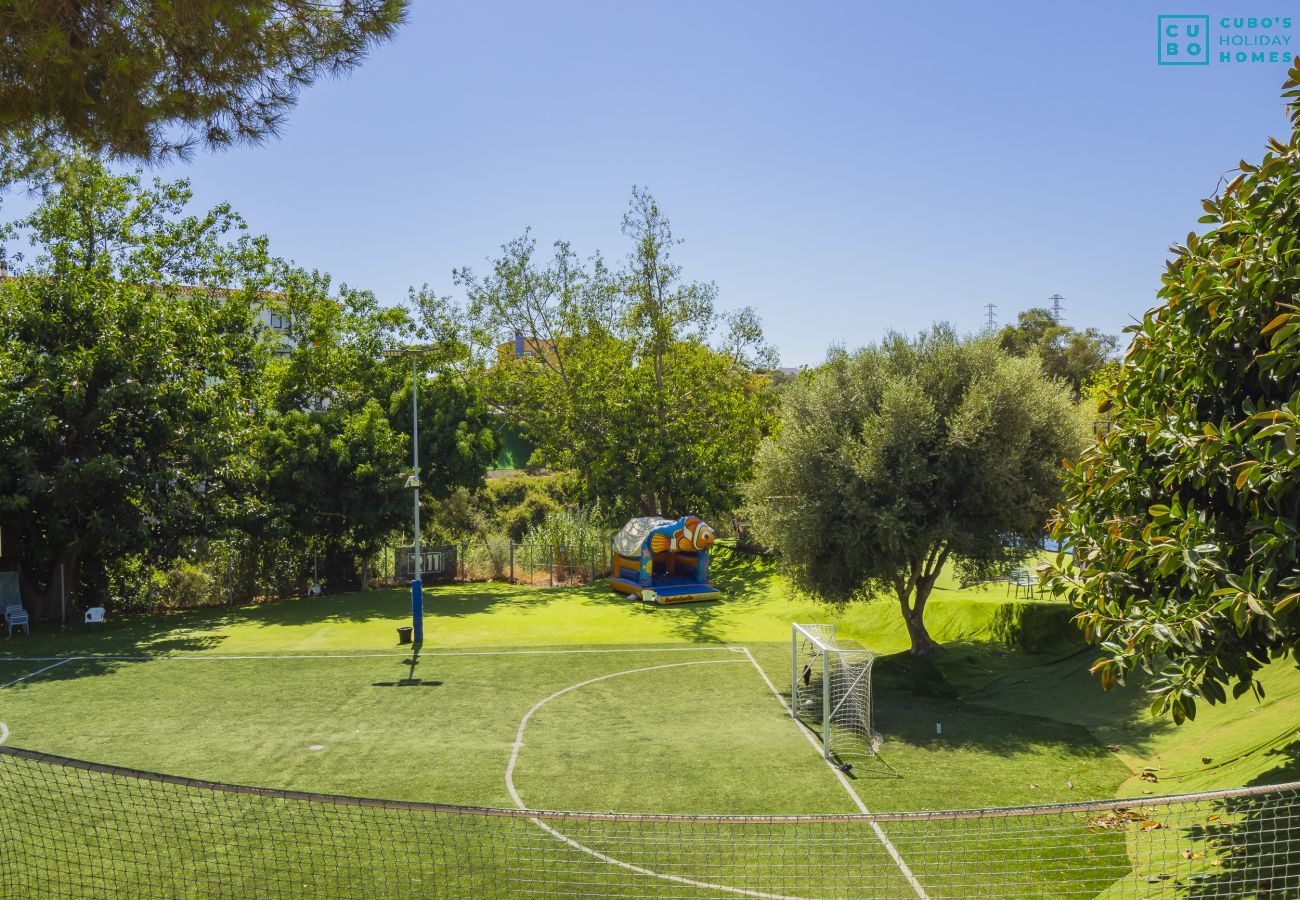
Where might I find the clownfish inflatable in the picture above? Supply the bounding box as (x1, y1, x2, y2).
(650, 516, 716, 553)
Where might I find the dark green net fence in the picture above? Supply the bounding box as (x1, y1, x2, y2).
(1, 745, 1296, 898)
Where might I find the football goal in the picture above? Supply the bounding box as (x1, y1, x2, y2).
(792, 623, 881, 759)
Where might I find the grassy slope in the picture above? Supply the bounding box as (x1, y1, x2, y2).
(974, 650, 1300, 795)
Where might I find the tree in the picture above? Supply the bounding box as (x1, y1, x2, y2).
(1049, 62, 1300, 723)
(0, 2, 406, 167)
(430, 188, 776, 521)
(0, 162, 269, 617)
(998, 308, 1118, 398)
(256, 401, 406, 592)
(254, 269, 496, 590)
(746, 327, 1088, 654)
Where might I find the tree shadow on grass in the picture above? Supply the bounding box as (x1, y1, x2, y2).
(961, 645, 1182, 763)
(1170, 738, 1300, 897)
(863, 653, 1133, 805)
(648, 548, 780, 645)
(0, 637, 224, 689)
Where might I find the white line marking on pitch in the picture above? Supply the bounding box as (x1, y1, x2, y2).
(0, 658, 75, 689)
(0, 646, 746, 663)
(507, 658, 806, 900)
(0, 722, 8, 744)
(741, 647, 929, 900)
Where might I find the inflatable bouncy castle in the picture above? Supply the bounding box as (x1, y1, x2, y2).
(608, 516, 720, 604)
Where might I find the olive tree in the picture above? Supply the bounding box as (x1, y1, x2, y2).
(747, 327, 1088, 654)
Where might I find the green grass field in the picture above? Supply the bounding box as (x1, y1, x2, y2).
(2, 550, 1297, 896)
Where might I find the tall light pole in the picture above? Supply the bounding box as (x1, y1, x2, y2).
(384, 347, 435, 643)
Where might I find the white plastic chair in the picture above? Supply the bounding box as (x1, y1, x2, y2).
(84, 607, 106, 627)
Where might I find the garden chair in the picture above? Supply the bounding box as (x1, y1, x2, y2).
(6, 606, 28, 637)
(1007, 569, 1039, 600)
(85, 607, 106, 627)
(4, 602, 25, 627)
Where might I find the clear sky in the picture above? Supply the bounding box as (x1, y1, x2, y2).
(48, 2, 1300, 365)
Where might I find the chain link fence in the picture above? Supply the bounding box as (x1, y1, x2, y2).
(378, 540, 615, 587)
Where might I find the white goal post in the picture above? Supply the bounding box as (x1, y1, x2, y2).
(792, 623, 881, 760)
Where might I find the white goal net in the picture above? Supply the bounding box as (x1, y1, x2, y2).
(792, 623, 881, 759)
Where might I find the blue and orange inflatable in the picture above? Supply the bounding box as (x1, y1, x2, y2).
(608, 516, 720, 604)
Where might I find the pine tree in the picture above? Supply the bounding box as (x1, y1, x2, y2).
(0, 1, 406, 170)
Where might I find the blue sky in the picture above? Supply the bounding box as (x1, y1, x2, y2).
(39, 2, 1300, 365)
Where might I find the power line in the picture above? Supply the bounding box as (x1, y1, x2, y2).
(1048, 294, 1065, 323)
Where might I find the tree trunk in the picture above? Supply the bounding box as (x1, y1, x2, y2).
(22, 546, 79, 622)
(900, 592, 943, 656)
(359, 553, 371, 591)
(903, 611, 942, 655)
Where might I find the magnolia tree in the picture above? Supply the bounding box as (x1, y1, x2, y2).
(0, 162, 270, 616)
(1049, 63, 1300, 723)
(746, 327, 1088, 655)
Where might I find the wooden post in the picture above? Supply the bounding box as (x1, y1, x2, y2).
(509, 543, 515, 583)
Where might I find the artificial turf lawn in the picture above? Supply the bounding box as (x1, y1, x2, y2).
(3, 550, 1295, 897)
(1, 548, 1295, 811)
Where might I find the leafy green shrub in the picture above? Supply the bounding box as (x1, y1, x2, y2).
(429, 473, 577, 544)
(158, 563, 219, 609)
(989, 602, 1083, 654)
(521, 506, 610, 565)
(460, 540, 511, 581)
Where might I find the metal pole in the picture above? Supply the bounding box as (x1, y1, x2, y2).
(509, 542, 515, 584)
(822, 646, 832, 760)
(60, 563, 66, 626)
(410, 355, 423, 643)
(790, 629, 798, 720)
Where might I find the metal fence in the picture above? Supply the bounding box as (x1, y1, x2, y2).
(380, 540, 614, 587)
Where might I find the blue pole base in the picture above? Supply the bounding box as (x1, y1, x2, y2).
(411, 579, 424, 643)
